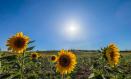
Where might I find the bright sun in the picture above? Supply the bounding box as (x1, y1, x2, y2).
(65, 22, 79, 36)
(58, 19, 87, 41)
(62, 20, 82, 41)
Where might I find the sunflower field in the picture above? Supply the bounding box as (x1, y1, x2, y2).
(0, 32, 131, 79)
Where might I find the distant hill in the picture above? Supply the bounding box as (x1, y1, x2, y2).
(36, 50, 131, 53)
(1, 50, 131, 54)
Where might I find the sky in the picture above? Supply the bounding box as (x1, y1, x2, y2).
(0, 0, 131, 50)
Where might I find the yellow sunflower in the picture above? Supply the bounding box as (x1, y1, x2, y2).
(106, 43, 120, 67)
(50, 55, 57, 62)
(6, 32, 30, 53)
(30, 52, 39, 60)
(56, 49, 77, 75)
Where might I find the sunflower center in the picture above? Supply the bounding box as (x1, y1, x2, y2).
(14, 38, 26, 48)
(110, 51, 114, 61)
(32, 54, 37, 58)
(51, 56, 56, 61)
(59, 55, 71, 67)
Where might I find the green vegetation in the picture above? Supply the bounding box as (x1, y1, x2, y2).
(0, 51, 131, 79)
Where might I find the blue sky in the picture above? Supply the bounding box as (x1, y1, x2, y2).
(0, 0, 131, 50)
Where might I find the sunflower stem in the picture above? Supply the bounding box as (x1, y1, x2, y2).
(17, 55, 23, 79)
(20, 52, 25, 79)
(50, 62, 52, 79)
(61, 74, 64, 79)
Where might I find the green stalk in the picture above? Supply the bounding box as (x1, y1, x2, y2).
(61, 74, 64, 79)
(20, 52, 25, 79)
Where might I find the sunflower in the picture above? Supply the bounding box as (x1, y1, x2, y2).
(50, 55, 57, 62)
(30, 52, 39, 60)
(56, 49, 77, 75)
(6, 32, 30, 53)
(105, 43, 120, 67)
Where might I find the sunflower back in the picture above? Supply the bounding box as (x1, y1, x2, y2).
(105, 44, 120, 67)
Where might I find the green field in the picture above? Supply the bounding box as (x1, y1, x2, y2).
(0, 51, 131, 79)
